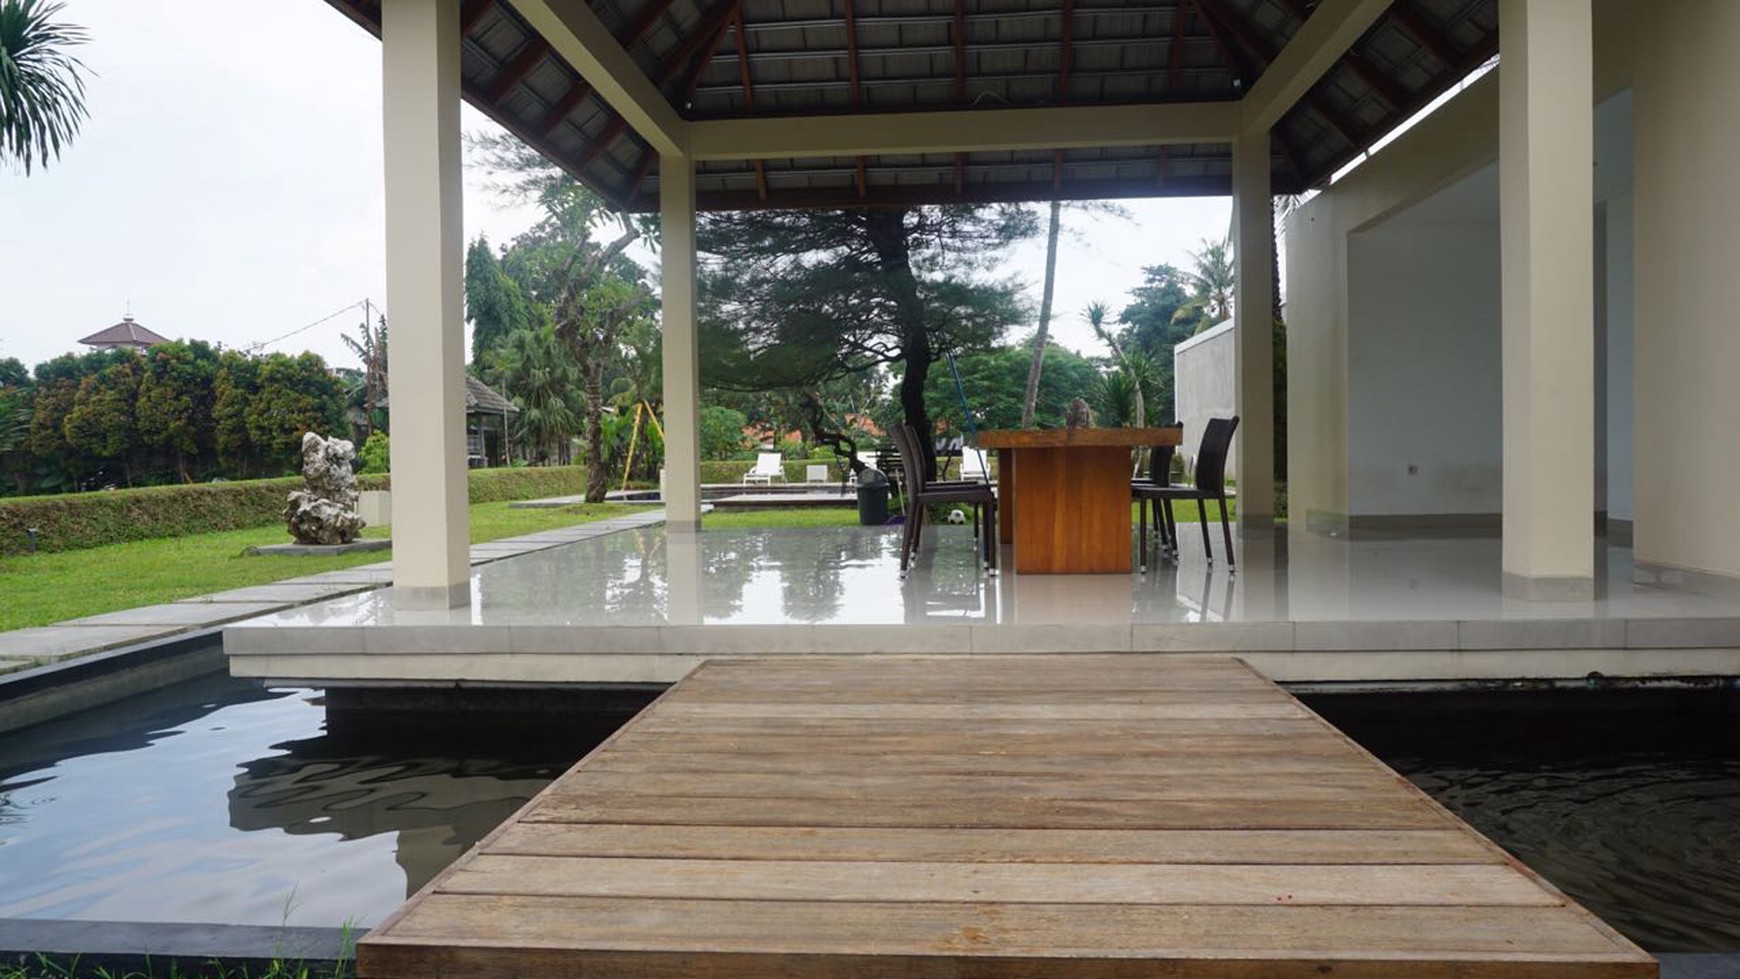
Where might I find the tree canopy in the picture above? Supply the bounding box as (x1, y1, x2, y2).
(699, 205, 1033, 477)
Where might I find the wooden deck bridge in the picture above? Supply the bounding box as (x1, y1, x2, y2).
(358, 655, 1654, 978)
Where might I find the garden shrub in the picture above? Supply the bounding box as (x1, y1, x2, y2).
(0, 465, 588, 555)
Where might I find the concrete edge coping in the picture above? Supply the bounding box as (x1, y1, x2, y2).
(0, 918, 353, 976)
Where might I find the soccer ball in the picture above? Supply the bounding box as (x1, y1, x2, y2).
(946, 508, 968, 524)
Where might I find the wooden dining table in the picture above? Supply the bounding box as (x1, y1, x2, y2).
(974, 426, 1182, 574)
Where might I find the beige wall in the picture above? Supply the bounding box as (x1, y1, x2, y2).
(1632, 0, 1740, 581)
(1283, 75, 1499, 533)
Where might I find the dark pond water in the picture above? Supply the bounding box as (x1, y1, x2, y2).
(0, 669, 615, 928)
(3, 669, 1737, 953)
(1308, 689, 1740, 953)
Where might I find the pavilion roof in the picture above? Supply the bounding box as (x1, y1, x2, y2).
(77, 315, 171, 348)
(326, 0, 1497, 211)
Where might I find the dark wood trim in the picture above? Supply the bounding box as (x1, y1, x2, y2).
(624, 173, 1254, 213)
(484, 38, 552, 103)
(1390, 0, 1460, 69)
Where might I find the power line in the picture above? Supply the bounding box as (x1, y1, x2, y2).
(245, 300, 375, 354)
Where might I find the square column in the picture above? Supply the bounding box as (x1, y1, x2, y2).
(660, 154, 703, 531)
(382, 0, 468, 608)
(1232, 129, 1275, 528)
(1499, 0, 1593, 600)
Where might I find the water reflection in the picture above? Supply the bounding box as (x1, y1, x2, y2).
(0, 663, 588, 927)
(1312, 691, 1740, 952)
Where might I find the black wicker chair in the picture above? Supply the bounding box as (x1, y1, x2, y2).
(892, 422, 998, 577)
(1135, 416, 1239, 571)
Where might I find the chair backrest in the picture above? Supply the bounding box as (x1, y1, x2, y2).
(1145, 444, 1175, 485)
(753, 451, 783, 476)
(1193, 416, 1240, 494)
(960, 446, 990, 481)
(893, 423, 927, 494)
(805, 464, 829, 484)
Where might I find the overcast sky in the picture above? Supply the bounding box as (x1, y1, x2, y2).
(0, 1, 1231, 377)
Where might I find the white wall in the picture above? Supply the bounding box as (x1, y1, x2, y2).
(1346, 178, 1503, 516)
(1173, 318, 1235, 477)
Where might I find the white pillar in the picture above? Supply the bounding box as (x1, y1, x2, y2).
(1630, 0, 1740, 588)
(1232, 129, 1275, 528)
(1499, 0, 1593, 600)
(660, 154, 703, 531)
(382, 0, 468, 608)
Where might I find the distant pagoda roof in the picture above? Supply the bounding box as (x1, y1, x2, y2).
(380, 374, 520, 415)
(78, 315, 171, 349)
(464, 374, 519, 415)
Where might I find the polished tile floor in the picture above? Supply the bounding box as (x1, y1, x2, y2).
(244, 522, 1740, 630)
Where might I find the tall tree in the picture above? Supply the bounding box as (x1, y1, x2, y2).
(135, 340, 218, 482)
(502, 182, 649, 500)
(700, 205, 1033, 479)
(488, 325, 581, 466)
(212, 350, 261, 476)
(63, 356, 141, 485)
(342, 313, 389, 439)
(1174, 236, 1236, 335)
(923, 342, 1100, 434)
(247, 352, 346, 470)
(0, 0, 88, 174)
(1019, 199, 1064, 429)
(465, 236, 531, 367)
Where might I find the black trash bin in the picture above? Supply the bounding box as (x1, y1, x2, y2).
(856, 468, 890, 526)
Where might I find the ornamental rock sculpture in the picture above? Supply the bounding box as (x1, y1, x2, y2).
(285, 432, 366, 545)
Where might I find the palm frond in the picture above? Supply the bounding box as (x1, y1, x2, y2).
(0, 0, 90, 174)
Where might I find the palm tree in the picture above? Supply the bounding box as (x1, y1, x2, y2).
(1173, 236, 1235, 334)
(341, 311, 388, 440)
(1019, 199, 1064, 429)
(0, 0, 89, 174)
(490, 326, 581, 465)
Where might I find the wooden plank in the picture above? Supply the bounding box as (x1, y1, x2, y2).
(576, 750, 1385, 778)
(650, 700, 1312, 719)
(372, 894, 1650, 964)
(444, 855, 1560, 907)
(360, 655, 1656, 979)
(522, 794, 1455, 830)
(550, 768, 1412, 803)
(488, 824, 1502, 865)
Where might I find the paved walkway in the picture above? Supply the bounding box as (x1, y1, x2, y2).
(0, 511, 669, 677)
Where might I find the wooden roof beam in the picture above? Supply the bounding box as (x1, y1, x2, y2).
(1389, 0, 1460, 68)
(459, 0, 496, 35)
(1240, 0, 1392, 133)
(533, 0, 681, 139)
(730, 8, 769, 202)
(689, 101, 1240, 160)
(1189, 0, 1362, 150)
(845, 0, 867, 197)
(512, 0, 689, 156)
(485, 37, 552, 103)
(572, 2, 737, 170)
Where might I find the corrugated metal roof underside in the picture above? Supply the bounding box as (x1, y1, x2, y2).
(326, 0, 1500, 211)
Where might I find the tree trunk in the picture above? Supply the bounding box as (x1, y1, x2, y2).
(1020, 198, 1063, 428)
(864, 208, 938, 480)
(583, 362, 608, 502)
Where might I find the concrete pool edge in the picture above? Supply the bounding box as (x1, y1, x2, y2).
(0, 919, 352, 975)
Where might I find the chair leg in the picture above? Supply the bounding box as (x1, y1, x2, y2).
(1219, 496, 1235, 571)
(1197, 494, 1213, 564)
(1162, 499, 1178, 556)
(1137, 496, 1148, 574)
(898, 504, 917, 577)
(984, 500, 999, 575)
(1155, 499, 1173, 555)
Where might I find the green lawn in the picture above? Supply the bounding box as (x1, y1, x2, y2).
(0, 502, 652, 631)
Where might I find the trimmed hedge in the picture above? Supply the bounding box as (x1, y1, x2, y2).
(0, 466, 588, 555)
